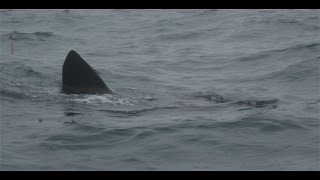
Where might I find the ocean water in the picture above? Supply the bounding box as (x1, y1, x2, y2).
(0, 9, 319, 170)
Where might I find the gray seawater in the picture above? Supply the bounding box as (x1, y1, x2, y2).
(0, 9, 319, 170)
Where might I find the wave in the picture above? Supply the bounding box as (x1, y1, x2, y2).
(191, 9, 219, 18)
(156, 18, 185, 27)
(0, 89, 30, 100)
(41, 120, 180, 151)
(0, 62, 47, 79)
(44, 113, 305, 149)
(214, 115, 305, 132)
(17, 66, 44, 78)
(42, 124, 138, 150)
(168, 114, 305, 133)
(191, 90, 278, 108)
(261, 42, 319, 56)
(63, 121, 106, 132)
(98, 106, 178, 118)
(234, 99, 279, 108)
(242, 10, 319, 30)
(169, 47, 204, 56)
(234, 42, 319, 62)
(254, 58, 319, 82)
(99, 107, 158, 117)
(309, 99, 320, 104)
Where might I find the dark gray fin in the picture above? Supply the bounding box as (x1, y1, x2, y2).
(62, 50, 112, 94)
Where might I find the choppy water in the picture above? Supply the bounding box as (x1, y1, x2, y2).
(0, 9, 319, 170)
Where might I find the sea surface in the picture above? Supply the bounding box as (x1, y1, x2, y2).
(0, 9, 319, 170)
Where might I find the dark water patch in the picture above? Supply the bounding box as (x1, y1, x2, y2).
(51, 10, 86, 23)
(245, 11, 319, 31)
(153, 126, 177, 133)
(104, 128, 138, 136)
(111, 126, 177, 141)
(273, 16, 301, 24)
(234, 99, 279, 108)
(215, 115, 305, 132)
(41, 143, 102, 150)
(133, 130, 156, 139)
(192, 91, 226, 103)
(169, 47, 204, 56)
(99, 106, 178, 117)
(150, 31, 203, 42)
(167, 113, 305, 133)
(246, 13, 300, 25)
(261, 42, 319, 55)
(63, 121, 106, 133)
(4, 31, 56, 41)
(156, 18, 185, 27)
(64, 112, 81, 116)
(99, 107, 160, 118)
(309, 99, 320, 104)
(33, 32, 55, 37)
(234, 51, 270, 62)
(25, 68, 43, 77)
(254, 58, 319, 82)
(111, 9, 132, 14)
(192, 9, 219, 18)
(180, 134, 221, 145)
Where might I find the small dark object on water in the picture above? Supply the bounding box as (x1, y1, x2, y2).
(10, 35, 13, 54)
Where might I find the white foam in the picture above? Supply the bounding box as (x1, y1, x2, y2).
(67, 94, 135, 106)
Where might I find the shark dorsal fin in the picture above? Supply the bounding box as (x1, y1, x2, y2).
(62, 50, 112, 94)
